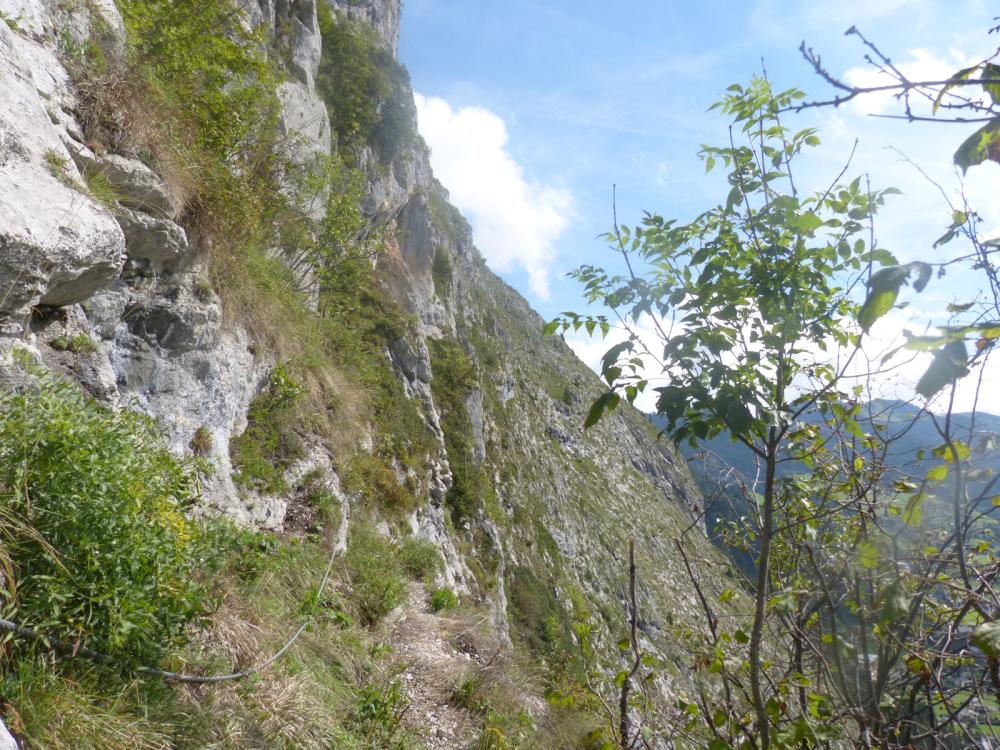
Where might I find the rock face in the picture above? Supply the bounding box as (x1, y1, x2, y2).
(0, 0, 723, 699)
(329, 0, 400, 53)
(0, 14, 125, 331)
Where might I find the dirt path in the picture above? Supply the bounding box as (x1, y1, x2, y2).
(390, 583, 479, 750)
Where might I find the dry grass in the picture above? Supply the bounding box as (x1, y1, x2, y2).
(165, 548, 374, 750)
(73, 58, 196, 213)
(6, 666, 175, 750)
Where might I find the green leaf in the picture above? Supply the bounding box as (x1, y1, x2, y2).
(724, 399, 753, 436)
(933, 440, 971, 463)
(926, 465, 949, 481)
(902, 493, 924, 527)
(916, 340, 969, 398)
(858, 265, 912, 332)
(954, 119, 1000, 174)
(584, 391, 620, 429)
(983, 63, 1000, 104)
(973, 621, 1000, 658)
(601, 341, 631, 373)
(542, 319, 559, 337)
(858, 541, 880, 569)
(934, 65, 977, 113)
(789, 211, 824, 232)
(881, 584, 910, 621)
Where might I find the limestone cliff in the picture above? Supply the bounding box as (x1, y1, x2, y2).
(0, 0, 735, 745)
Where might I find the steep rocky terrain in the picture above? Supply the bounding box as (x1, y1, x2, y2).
(0, 0, 738, 746)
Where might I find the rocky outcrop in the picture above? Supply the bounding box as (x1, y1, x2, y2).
(0, 15, 125, 332)
(0, 0, 720, 696)
(329, 0, 400, 53)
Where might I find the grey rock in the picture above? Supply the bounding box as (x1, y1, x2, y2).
(0, 20, 125, 327)
(0, 716, 16, 750)
(116, 207, 189, 262)
(328, 0, 401, 55)
(96, 154, 180, 218)
(285, 0, 321, 88)
(276, 79, 331, 172)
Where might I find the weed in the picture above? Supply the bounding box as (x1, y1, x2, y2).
(230, 362, 305, 494)
(350, 681, 412, 750)
(430, 587, 459, 612)
(188, 425, 213, 456)
(0, 365, 211, 665)
(452, 674, 483, 710)
(49, 333, 98, 353)
(80, 165, 122, 208)
(398, 536, 444, 581)
(345, 522, 405, 626)
(343, 453, 414, 513)
(43, 149, 75, 188)
(0, 660, 174, 750)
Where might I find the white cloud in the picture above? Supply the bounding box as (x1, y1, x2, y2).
(414, 93, 573, 299)
(843, 47, 978, 116)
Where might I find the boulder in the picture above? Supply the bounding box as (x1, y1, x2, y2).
(96, 154, 180, 218)
(0, 21, 125, 329)
(116, 207, 189, 262)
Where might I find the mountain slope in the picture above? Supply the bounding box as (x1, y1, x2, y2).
(0, 0, 738, 746)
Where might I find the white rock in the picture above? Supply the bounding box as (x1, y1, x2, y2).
(97, 154, 180, 218)
(0, 716, 16, 750)
(0, 20, 125, 328)
(116, 207, 189, 262)
(277, 80, 331, 169)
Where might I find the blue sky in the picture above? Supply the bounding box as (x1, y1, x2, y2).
(398, 0, 1000, 411)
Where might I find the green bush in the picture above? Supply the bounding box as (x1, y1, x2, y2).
(230, 362, 305, 494)
(345, 523, 405, 625)
(48, 334, 98, 353)
(316, 5, 416, 153)
(118, 0, 276, 161)
(0, 365, 211, 665)
(350, 681, 411, 750)
(432, 245, 453, 295)
(430, 588, 458, 612)
(428, 337, 484, 526)
(342, 454, 415, 513)
(398, 536, 444, 581)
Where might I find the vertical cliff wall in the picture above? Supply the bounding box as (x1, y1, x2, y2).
(0, 0, 739, 745)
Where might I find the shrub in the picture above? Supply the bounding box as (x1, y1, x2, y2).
(117, 0, 276, 162)
(342, 454, 414, 512)
(428, 337, 484, 526)
(345, 523, 405, 626)
(230, 362, 305, 494)
(48, 334, 98, 353)
(316, 5, 416, 154)
(188, 425, 213, 456)
(350, 681, 411, 750)
(0, 365, 211, 665)
(398, 536, 443, 581)
(430, 588, 458, 612)
(432, 245, 453, 295)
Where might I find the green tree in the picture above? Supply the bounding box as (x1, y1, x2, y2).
(549, 77, 999, 748)
(0, 362, 212, 666)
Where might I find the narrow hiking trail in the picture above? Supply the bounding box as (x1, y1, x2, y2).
(390, 583, 480, 749)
